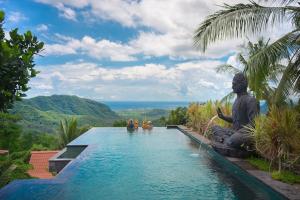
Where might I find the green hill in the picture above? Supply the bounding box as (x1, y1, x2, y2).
(10, 95, 120, 134)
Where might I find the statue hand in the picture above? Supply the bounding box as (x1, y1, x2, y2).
(217, 107, 224, 119)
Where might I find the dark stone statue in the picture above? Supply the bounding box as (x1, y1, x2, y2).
(211, 73, 259, 157)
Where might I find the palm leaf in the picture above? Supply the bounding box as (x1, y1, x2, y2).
(273, 63, 298, 105)
(274, 0, 298, 5)
(216, 64, 241, 74)
(237, 53, 248, 72)
(194, 2, 287, 51)
(247, 30, 300, 76)
(220, 92, 236, 103)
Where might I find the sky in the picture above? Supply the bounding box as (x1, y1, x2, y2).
(0, 0, 292, 101)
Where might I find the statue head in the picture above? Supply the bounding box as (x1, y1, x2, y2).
(232, 72, 248, 94)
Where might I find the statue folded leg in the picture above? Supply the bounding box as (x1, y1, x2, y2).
(211, 125, 235, 143)
(211, 126, 253, 158)
(225, 128, 253, 150)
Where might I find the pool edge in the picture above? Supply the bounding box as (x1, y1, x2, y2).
(168, 125, 300, 200)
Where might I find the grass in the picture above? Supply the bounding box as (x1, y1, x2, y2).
(247, 157, 270, 171)
(272, 171, 300, 184)
(247, 157, 300, 184)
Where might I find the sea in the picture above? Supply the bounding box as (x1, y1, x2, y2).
(101, 101, 190, 111)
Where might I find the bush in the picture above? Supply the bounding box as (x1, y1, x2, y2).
(30, 144, 49, 151)
(0, 152, 33, 188)
(9, 151, 31, 163)
(20, 132, 59, 151)
(165, 107, 188, 125)
(113, 120, 127, 127)
(187, 101, 232, 136)
(248, 106, 300, 171)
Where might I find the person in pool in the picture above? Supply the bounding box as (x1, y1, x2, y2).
(127, 119, 134, 129)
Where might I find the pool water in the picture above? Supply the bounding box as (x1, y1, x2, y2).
(0, 128, 285, 200)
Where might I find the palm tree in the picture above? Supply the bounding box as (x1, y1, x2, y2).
(217, 38, 287, 105)
(194, 0, 300, 106)
(58, 117, 80, 148)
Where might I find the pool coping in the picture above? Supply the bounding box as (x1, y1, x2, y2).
(169, 125, 300, 200)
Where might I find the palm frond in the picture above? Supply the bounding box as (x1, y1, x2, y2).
(273, 0, 298, 5)
(216, 64, 241, 74)
(194, 2, 287, 51)
(237, 54, 248, 72)
(248, 30, 300, 75)
(273, 63, 298, 105)
(220, 92, 236, 103)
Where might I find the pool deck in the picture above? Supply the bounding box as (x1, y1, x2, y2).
(169, 125, 300, 200)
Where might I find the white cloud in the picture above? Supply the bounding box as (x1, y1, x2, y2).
(7, 11, 27, 23)
(4, 31, 10, 39)
(55, 3, 77, 21)
(28, 59, 234, 101)
(44, 35, 138, 61)
(36, 24, 49, 32)
(28, 0, 294, 100)
(36, 0, 293, 60)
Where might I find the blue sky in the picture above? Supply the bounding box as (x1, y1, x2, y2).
(1, 0, 291, 101)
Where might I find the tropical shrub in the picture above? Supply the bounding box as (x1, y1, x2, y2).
(0, 151, 33, 188)
(113, 120, 127, 127)
(187, 101, 232, 136)
(165, 107, 188, 125)
(19, 132, 59, 150)
(248, 106, 300, 171)
(58, 118, 90, 148)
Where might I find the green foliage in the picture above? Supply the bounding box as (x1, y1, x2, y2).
(0, 11, 44, 112)
(113, 120, 127, 127)
(30, 144, 50, 151)
(272, 170, 300, 184)
(59, 117, 88, 148)
(9, 151, 31, 163)
(0, 151, 33, 188)
(187, 101, 232, 136)
(19, 132, 59, 150)
(194, 2, 286, 52)
(0, 113, 22, 152)
(248, 106, 300, 171)
(247, 157, 270, 171)
(164, 107, 188, 125)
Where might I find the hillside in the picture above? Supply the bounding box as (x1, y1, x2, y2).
(10, 95, 120, 134)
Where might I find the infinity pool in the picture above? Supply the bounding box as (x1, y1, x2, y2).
(0, 128, 285, 200)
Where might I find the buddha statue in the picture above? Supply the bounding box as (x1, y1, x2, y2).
(211, 73, 259, 156)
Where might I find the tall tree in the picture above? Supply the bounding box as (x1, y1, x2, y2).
(193, 1, 300, 105)
(0, 11, 44, 112)
(217, 38, 287, 105)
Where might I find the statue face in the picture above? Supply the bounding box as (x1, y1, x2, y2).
(232, 73, 247, 94)
(232, 78, 239, 93)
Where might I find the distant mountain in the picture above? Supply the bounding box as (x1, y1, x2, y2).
(10, 95, 120, 134)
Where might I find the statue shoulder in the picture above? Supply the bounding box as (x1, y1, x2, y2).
(246, 93, 257, 102)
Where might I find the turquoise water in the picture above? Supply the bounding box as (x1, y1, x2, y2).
(0, 128, 285, 200)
